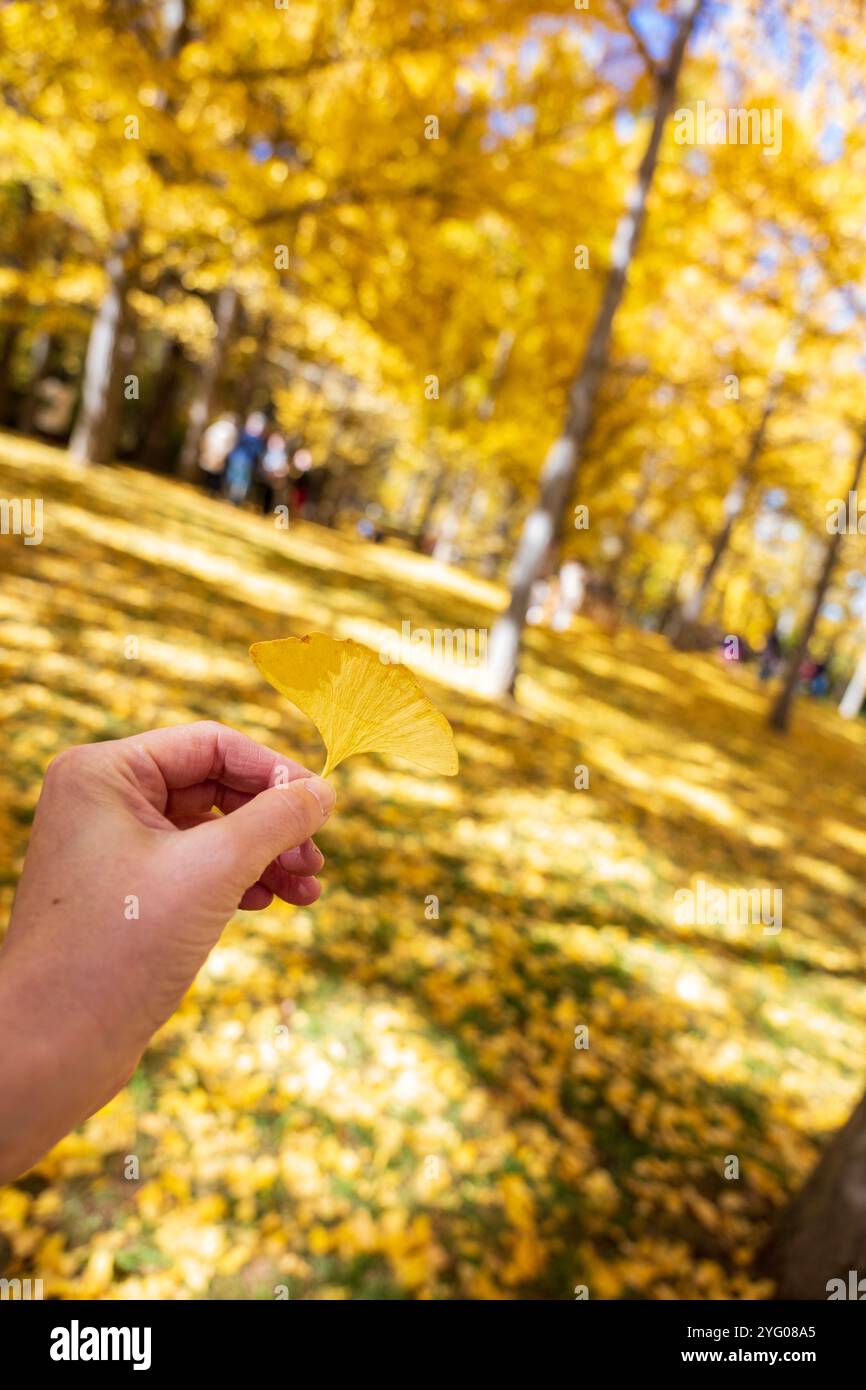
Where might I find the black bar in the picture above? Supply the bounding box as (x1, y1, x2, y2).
(0, 1296, 860, 1374)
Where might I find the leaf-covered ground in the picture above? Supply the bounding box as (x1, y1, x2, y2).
(2, 432, 866, 1300)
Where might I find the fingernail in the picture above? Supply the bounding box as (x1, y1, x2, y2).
(299, 775, 336, 820)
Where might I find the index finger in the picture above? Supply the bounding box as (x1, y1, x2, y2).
(123, 721, 314, 793)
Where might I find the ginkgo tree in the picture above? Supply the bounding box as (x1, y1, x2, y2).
(485, 0, 707, 695)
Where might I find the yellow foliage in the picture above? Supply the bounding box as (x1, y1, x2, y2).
(1, 437, 866, 1299)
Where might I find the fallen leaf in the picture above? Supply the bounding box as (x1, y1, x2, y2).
(250, 632, 459, 777)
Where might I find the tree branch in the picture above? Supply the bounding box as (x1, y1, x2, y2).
(611, 0, 663, 82)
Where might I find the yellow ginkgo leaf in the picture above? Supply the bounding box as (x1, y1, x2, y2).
(249, 632, 459, 777)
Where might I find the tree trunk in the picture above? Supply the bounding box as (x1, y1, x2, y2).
(0, 323, 21, 424)
(69, 235, 137, 465)
(607, 456, 657, 590)
(137, 336, 186, 469)
(669, 473, 749, 645)
(839, 648, 866, 720)
(432, 472, 474, 564)
(769, 431, 866, 732)
(236, 316, 271, 417)
(397, 470, 425, 529)
(18, 332, 54, 435)
(760, 1088, 866, 1298)
(477, 328, 515, 420)
(486, 437, 576, 691)
(318, 458, 350, 527)
(478, 482, 520, 578)
(626, 560, 651, 616)
(67, 7, 183, 467)
(656, 554, 692, 634)
(177, 285, 238, 480)
(413, 459, 448, 551)
(486, 0, 703, 697)
(670, 329, 796, 647)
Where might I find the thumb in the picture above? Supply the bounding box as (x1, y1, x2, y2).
(200, 776, 335, 890)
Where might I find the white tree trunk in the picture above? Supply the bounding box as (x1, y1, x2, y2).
(177, 285, 238, 479)
(770, 430, 866, 732)
(69, 236, 136, 465)
(839, 648, 866, 719)
(432, 472, 474, 563)
(486, 436, 577, 693)
(486, 0, 703, 696)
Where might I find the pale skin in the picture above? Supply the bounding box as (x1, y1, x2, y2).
(0, 721, 336, 1183)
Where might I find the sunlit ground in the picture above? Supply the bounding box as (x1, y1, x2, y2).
(2, 431, 866, 1299)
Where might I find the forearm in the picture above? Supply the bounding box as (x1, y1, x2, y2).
(0, 723, 331, 1183)
(0, 944, 135, 1184)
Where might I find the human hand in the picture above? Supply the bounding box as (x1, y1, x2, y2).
(0, 721, 335, 1181)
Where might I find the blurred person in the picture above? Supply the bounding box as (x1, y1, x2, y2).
(224, 411, 267, 506)
(31, 372, 76, 437)
(525, 545, 562, 626)
(357, 503, 384, 542)
(198, 413, 238, 496)
(551, 560, 585, 632)
(0, 722, 335, 1182)
(810, 660, 829, 697)
(527, 575, 554, 626)
(257, 430, 289, 515)
(759, 628, 783, 681)
(290, 446, 313, 518)
(581, 572, 620, 636)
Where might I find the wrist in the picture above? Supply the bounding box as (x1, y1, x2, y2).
(0, 943, 136, 1182)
